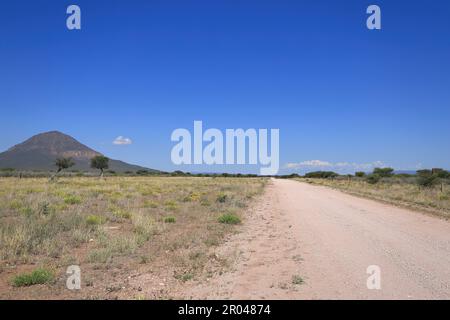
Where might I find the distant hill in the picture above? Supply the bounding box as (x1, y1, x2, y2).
(0, 131, 159, 173)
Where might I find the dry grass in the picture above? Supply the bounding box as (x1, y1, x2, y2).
(297, 177, 450, 219)
(0, 176, 266, 298)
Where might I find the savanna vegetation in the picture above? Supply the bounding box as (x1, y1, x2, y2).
(0, 176, 266, 299)
(291, 168, 450, 218)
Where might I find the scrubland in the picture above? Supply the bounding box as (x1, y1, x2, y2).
(298, 177, 450, 218)
(0, 176, 266, 299)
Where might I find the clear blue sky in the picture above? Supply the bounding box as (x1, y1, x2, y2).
(1, 0, 449, 174)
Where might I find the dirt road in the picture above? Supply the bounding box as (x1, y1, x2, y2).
(188, 179, 450, 299)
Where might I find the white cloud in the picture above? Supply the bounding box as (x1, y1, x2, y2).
(284, 160, 387, 173)
(113, 136, 132, 145)
(286, 160, 332, 169)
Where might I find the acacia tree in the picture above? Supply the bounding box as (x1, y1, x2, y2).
(91, 156, 109, 178)
(373, 167, 394, 177)
(51, 157, 74, 180)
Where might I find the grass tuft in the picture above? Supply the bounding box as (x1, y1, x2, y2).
(12, 268, 54, 287)
(164, 216, 176, 223)
(86, 215, 105, 226)
(218, 213, 241, 224)
(292, 275, 304, 285)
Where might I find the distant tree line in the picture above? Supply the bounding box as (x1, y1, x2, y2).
(277, 167, 450, 190)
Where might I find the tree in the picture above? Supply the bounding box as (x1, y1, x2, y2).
(355, 171, 366, 178)
(435, 170, 450, 192)
(417, 168, 449, 191)
(305, 171, 338, 179)
(51, 157, 74, 180)
(90, 156, 109, 178)
(373, 167, 394, 177)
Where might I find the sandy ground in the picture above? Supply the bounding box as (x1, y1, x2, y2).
(187, 178, 450, 299)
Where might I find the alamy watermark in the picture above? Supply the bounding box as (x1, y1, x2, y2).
(366, 265, 381, 290)
(171, 121, 279, 175)
(66, 5, 81, 30)
(65, 4, 380, 31)
(367, 5, 381, 30)
(66, 265, 81, 290)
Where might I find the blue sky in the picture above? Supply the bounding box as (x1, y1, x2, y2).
(1, 0, 449, 174)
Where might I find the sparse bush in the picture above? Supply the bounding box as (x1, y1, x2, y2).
(143, 200, 158, 208)
(292, 275, 304, 285)
(175, 272, 193, 282)
(85, 215, 105, 226)
(64, 195, 81, 205)
(112, 209, 132, 220)
(12, 268, 54, 287)
(183, 192, 201, 202)
(164, 200, 178, 211)
(9, 200, 23, 210)
(216, 193, 228, 203)
(164, 216, 176, 223)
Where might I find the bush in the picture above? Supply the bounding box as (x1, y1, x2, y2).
(164, 216, 176, 223)
(164, 200, 178, 211)
(64, 195, 81, 205)
(112, 209, 132, 220)
(86, 215, 105, 226)
(292, 275, 304, 285)
(366, 174, 381, 184)
(218, 213, 241, 224)
(12, 268, 54, 287)
(416, 169, 448, 189)
(355, 172, 366, 177)
(417, 175, 438, 188)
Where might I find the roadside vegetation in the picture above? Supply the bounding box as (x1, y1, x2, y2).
(288, 168, 450, 218)
(0, 176, 266, 299)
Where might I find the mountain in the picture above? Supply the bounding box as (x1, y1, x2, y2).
(0, 131, 158, 173)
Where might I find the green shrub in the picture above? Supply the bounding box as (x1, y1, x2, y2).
(218, 213, 241, 224)
(112, 209, 132, 219)
(144, 200, 158, 208)
(366, 174, 381, 184)
(64, 195, 81, 205)
(183, 192, 201, 202)
(355, 172, 366, 177)
(12, 268, 54, 287)
(86, 215, 105, 226)
(175, 273, 193, 282)
(164, 216, 176, 223)
(164, 200, 178, 211)
(417, 175, 438, 188)
(9, 200, 23, 210)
